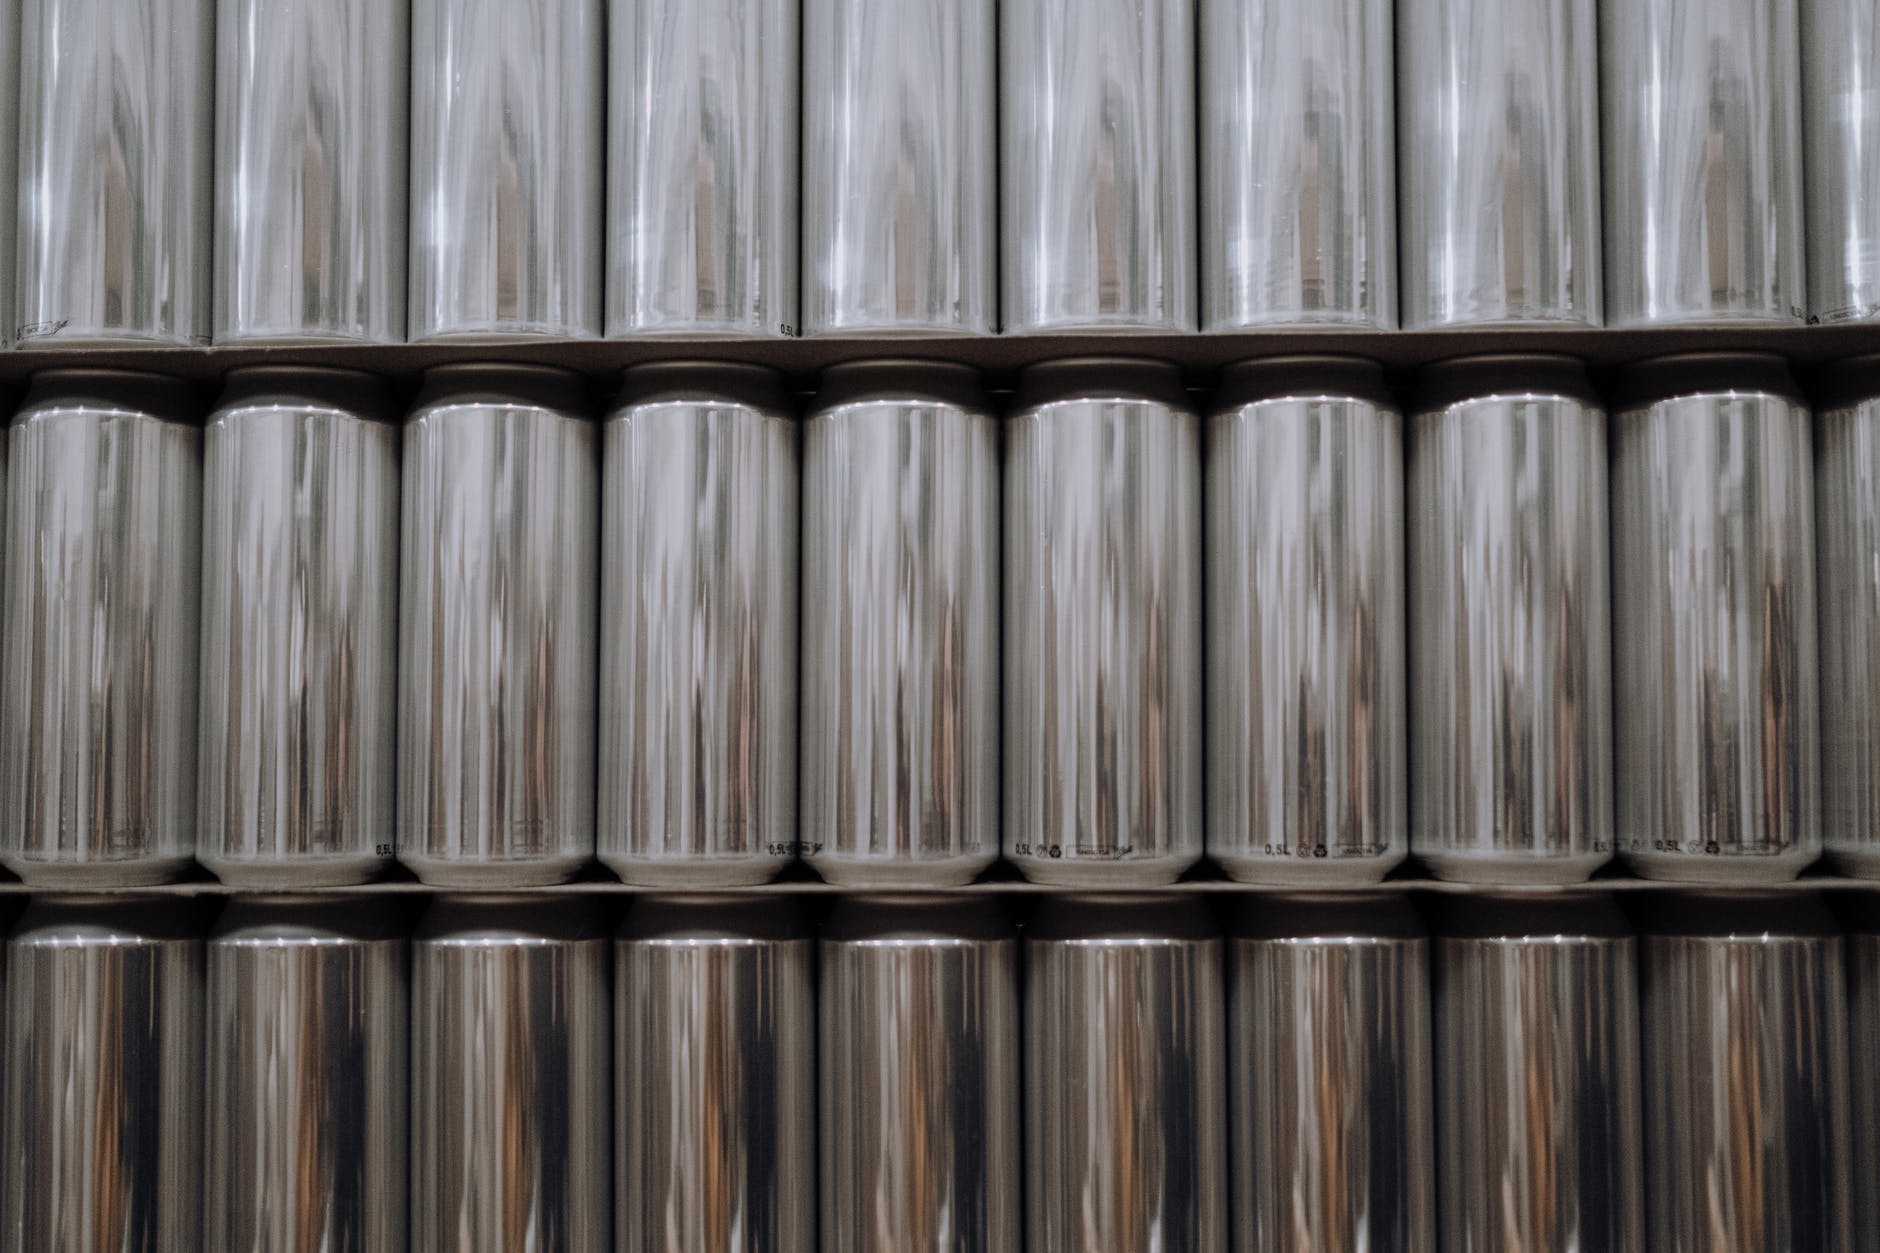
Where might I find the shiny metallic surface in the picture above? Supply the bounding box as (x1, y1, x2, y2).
(1805, 0, 1880, 322)
(1228, 896, 1434, 1253)
(1612, 354, 1821, 881)
(1397, 0, 1600, 329)
(821, 896, 1020, 1252)
(398, 365, 598, 886)
(1005, 359, 1202, 885)
(2, 371, 201, 886)
(608, 0, 799, 337)
(1207, 357, 1406, 883)
(616, 896, 814, 1253)
(1201, 0, 1393, 330)
(1434, 895, 1644, 1253)
(409, 0, 602, 341)
(802, 362, 998, 887)
(199, 368, 398, 888)
(1407, 356, 1613, 883)
(1603, 0, 1806, 327)
(205, 897, 406, 1253)
(1846, 910, 1880, 1253)
(1001, 0, 1197, 333)
(802, 0, 994, 335)
(0, 0, 18, 350)
(600, 364, 798, 886)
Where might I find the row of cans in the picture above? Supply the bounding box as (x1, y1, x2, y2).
(0, 0, 1872, 345)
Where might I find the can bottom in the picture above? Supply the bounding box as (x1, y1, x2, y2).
(409, 323, 598, 344)
(203, 854, 390, 889)
(1010, 855, 1198, 887)
(601, 855, 791, 888)
(1399, 309, 1600, 333)
(399, 854, 590, 888)
(212, 327, 401, 348)
(1002, 316, 1195, 337)
(1826, 845, 1880, 880)
(5, 854, 196, 888)
(801, 319, 995, 339)
(16, 326, 207, 349)
(807, 851, 996, 888)
(1605, 308, 1806, 332)
(605, 321, 794, 341)
(1417, 849, 1608, 885)
(1213, 851, 1403, 886)
(1203, 310, 1392, 334)
(1621, 847, 1816, 884)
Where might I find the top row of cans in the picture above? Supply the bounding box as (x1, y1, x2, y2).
(0, 0, 1866, 346)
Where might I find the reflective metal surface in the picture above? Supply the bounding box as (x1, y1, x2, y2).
(1207, 358, 1406, 883)
(0, 0, 18, 350)
(802, 362, 999, 887)
(1847, 912, 1880, 1253)
(1805, 0, 1880, 322)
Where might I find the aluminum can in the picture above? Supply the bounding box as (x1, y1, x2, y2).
(1603, 0, 1806, 327)
(600, 364, 798, 885)
(1001, 0, 1197, 333)
(1006, 359, 1202, 885)
(1207, 357, 1406, 883)
(607, 0, 798, 338)
(412, 895, 610, 1251)
(801, 0, 994, 336)
(616, 896, 814, 1253)
(0, 1, 19, 350)
(4, 897, 202, 1253)
(2, 370, 201, 887)
(1805, 0, 1880, 322)
(205, 897, 406, 1253)
(399, 365, 598, 886)
(1227, 895, 1434, 1253)
(409, 0, 601, 341)
(199, 367, 398, 888)
(1201, 0, 1393, 330)
(1408, 356, 1612, 883)
(1434, 895, 1644, 1252)
(1612, 354, 1820, 881)
(1639, 893, 1853, 1252)
(801, 362, 998, 886)
(1846, 902, 1880, 1253)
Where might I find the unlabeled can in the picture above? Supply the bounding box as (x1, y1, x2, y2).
(1845, 902, 1880, 1253)
(412, 896, 610, 1251)
(1612, 354, 1820, 881)
(409, 0, 601, 340)
(0, 0, 19, 350)
(1207, 357, 1406, 883)
(1805, 0, 1880, 322)
(1603, 0, 1806, 327)
(616, 896, 814, 1253)
(4, 897, 202, 1253)
(802, 361, 998, 887)
(600, 363, 798, 886)
(1639, 893, 1853, 1252)
(1001, 0, 1197, 333)
(205, 897, 406, 1253)
(1408, 355, 1612, 883)
(2, 370, 201, 887)
(199, 367, 398, 888)
(608, 0, 798, 337)
(1228, 895, 1434, 1253)
(399, 364, 598, 886)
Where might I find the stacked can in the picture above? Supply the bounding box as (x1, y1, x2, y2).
(1846, 899, 1880, 1253)
(0, 1, 17, 349)
(1805, 0, 1880, 322)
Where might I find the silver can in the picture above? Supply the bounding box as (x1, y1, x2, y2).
(801, 0, 994, 336)
(412, 895, 610, 1251)
(1846, 903, 1880, 1253)
(205, 897, 406, 1253)
(214, 0, 407, 344)
(1805, 0, 1880, 322)
(4, 897, 202, 1253)
(1207, 357, 1406, 883)
(409, 0, 602, 341)
(1408, 355, 1613, 883)
(801, 362, 999, 887)
(616, 896, 814, 1253)
(607, 0, 798, 338)
(1228, 895, 1434, 1253)
(1603, 0, 1806, 327)
(199, 367, 398, 888)
(0, 0, 19, 350)
(1201, 0, 1394, 330)
(1639, 893, 1853, 1252)
(1001, 0, 1197, 333)
(1434, 895, 1644, 1253)
(15, 0, 211, 346)
(2, 370, 201, 887)
(399, 364, 598, 886)
(1612, 354, 1821, 881)
(600, 364, 798, 886)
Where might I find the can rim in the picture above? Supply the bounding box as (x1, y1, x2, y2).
(1631, 890, 1839, 939)
(1412, 353, 1595, 414)
(215, 364, 395, 422)
(1013, 356, 1189, 413)
(614, 360, 791, 415)
(813, 359, 988, 415)
(1212, 355, 1392, 413)
(1230, 893, 1424, 942)
(1027, 894, 1219, 942)
(1613, 351, 1801, 410)
(823, 894, 1013, 943)
(1435, 892, 1632, 941)
(19, 368, 199, 425)
(415, 894, 609, 942)
(619, 894, 808, 942)
(1808, 353, 1880, 413)
(211, 895, 406, 942)
(14, 894, 198, 941)
(412, 362, 592, 418)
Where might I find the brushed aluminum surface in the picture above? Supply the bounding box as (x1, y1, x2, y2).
(1804, 0, 1880, 322)
(1848, 914, 1880, 1253)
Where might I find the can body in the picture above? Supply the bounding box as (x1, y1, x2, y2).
(801, 362, 998, 886)
(1005, 359, 1203, 885)
(617, 896, 813, 1253)
(399, 365, 598, 886)
(1207, 358, 1406, 883)
(1408, 356, 1612, 883)
(205, 898, 406, 1253)
(0, 0, 20, 350)
(409, 0, 601, 340)
(1001, 0, 1197, 333)
(1612, 354, 1820, 881)
(1848, 918, 1880, 1253)
(2, 372, 201, 886)
(199, 369, 398, 887)
(1805, 0, 1880, 322)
